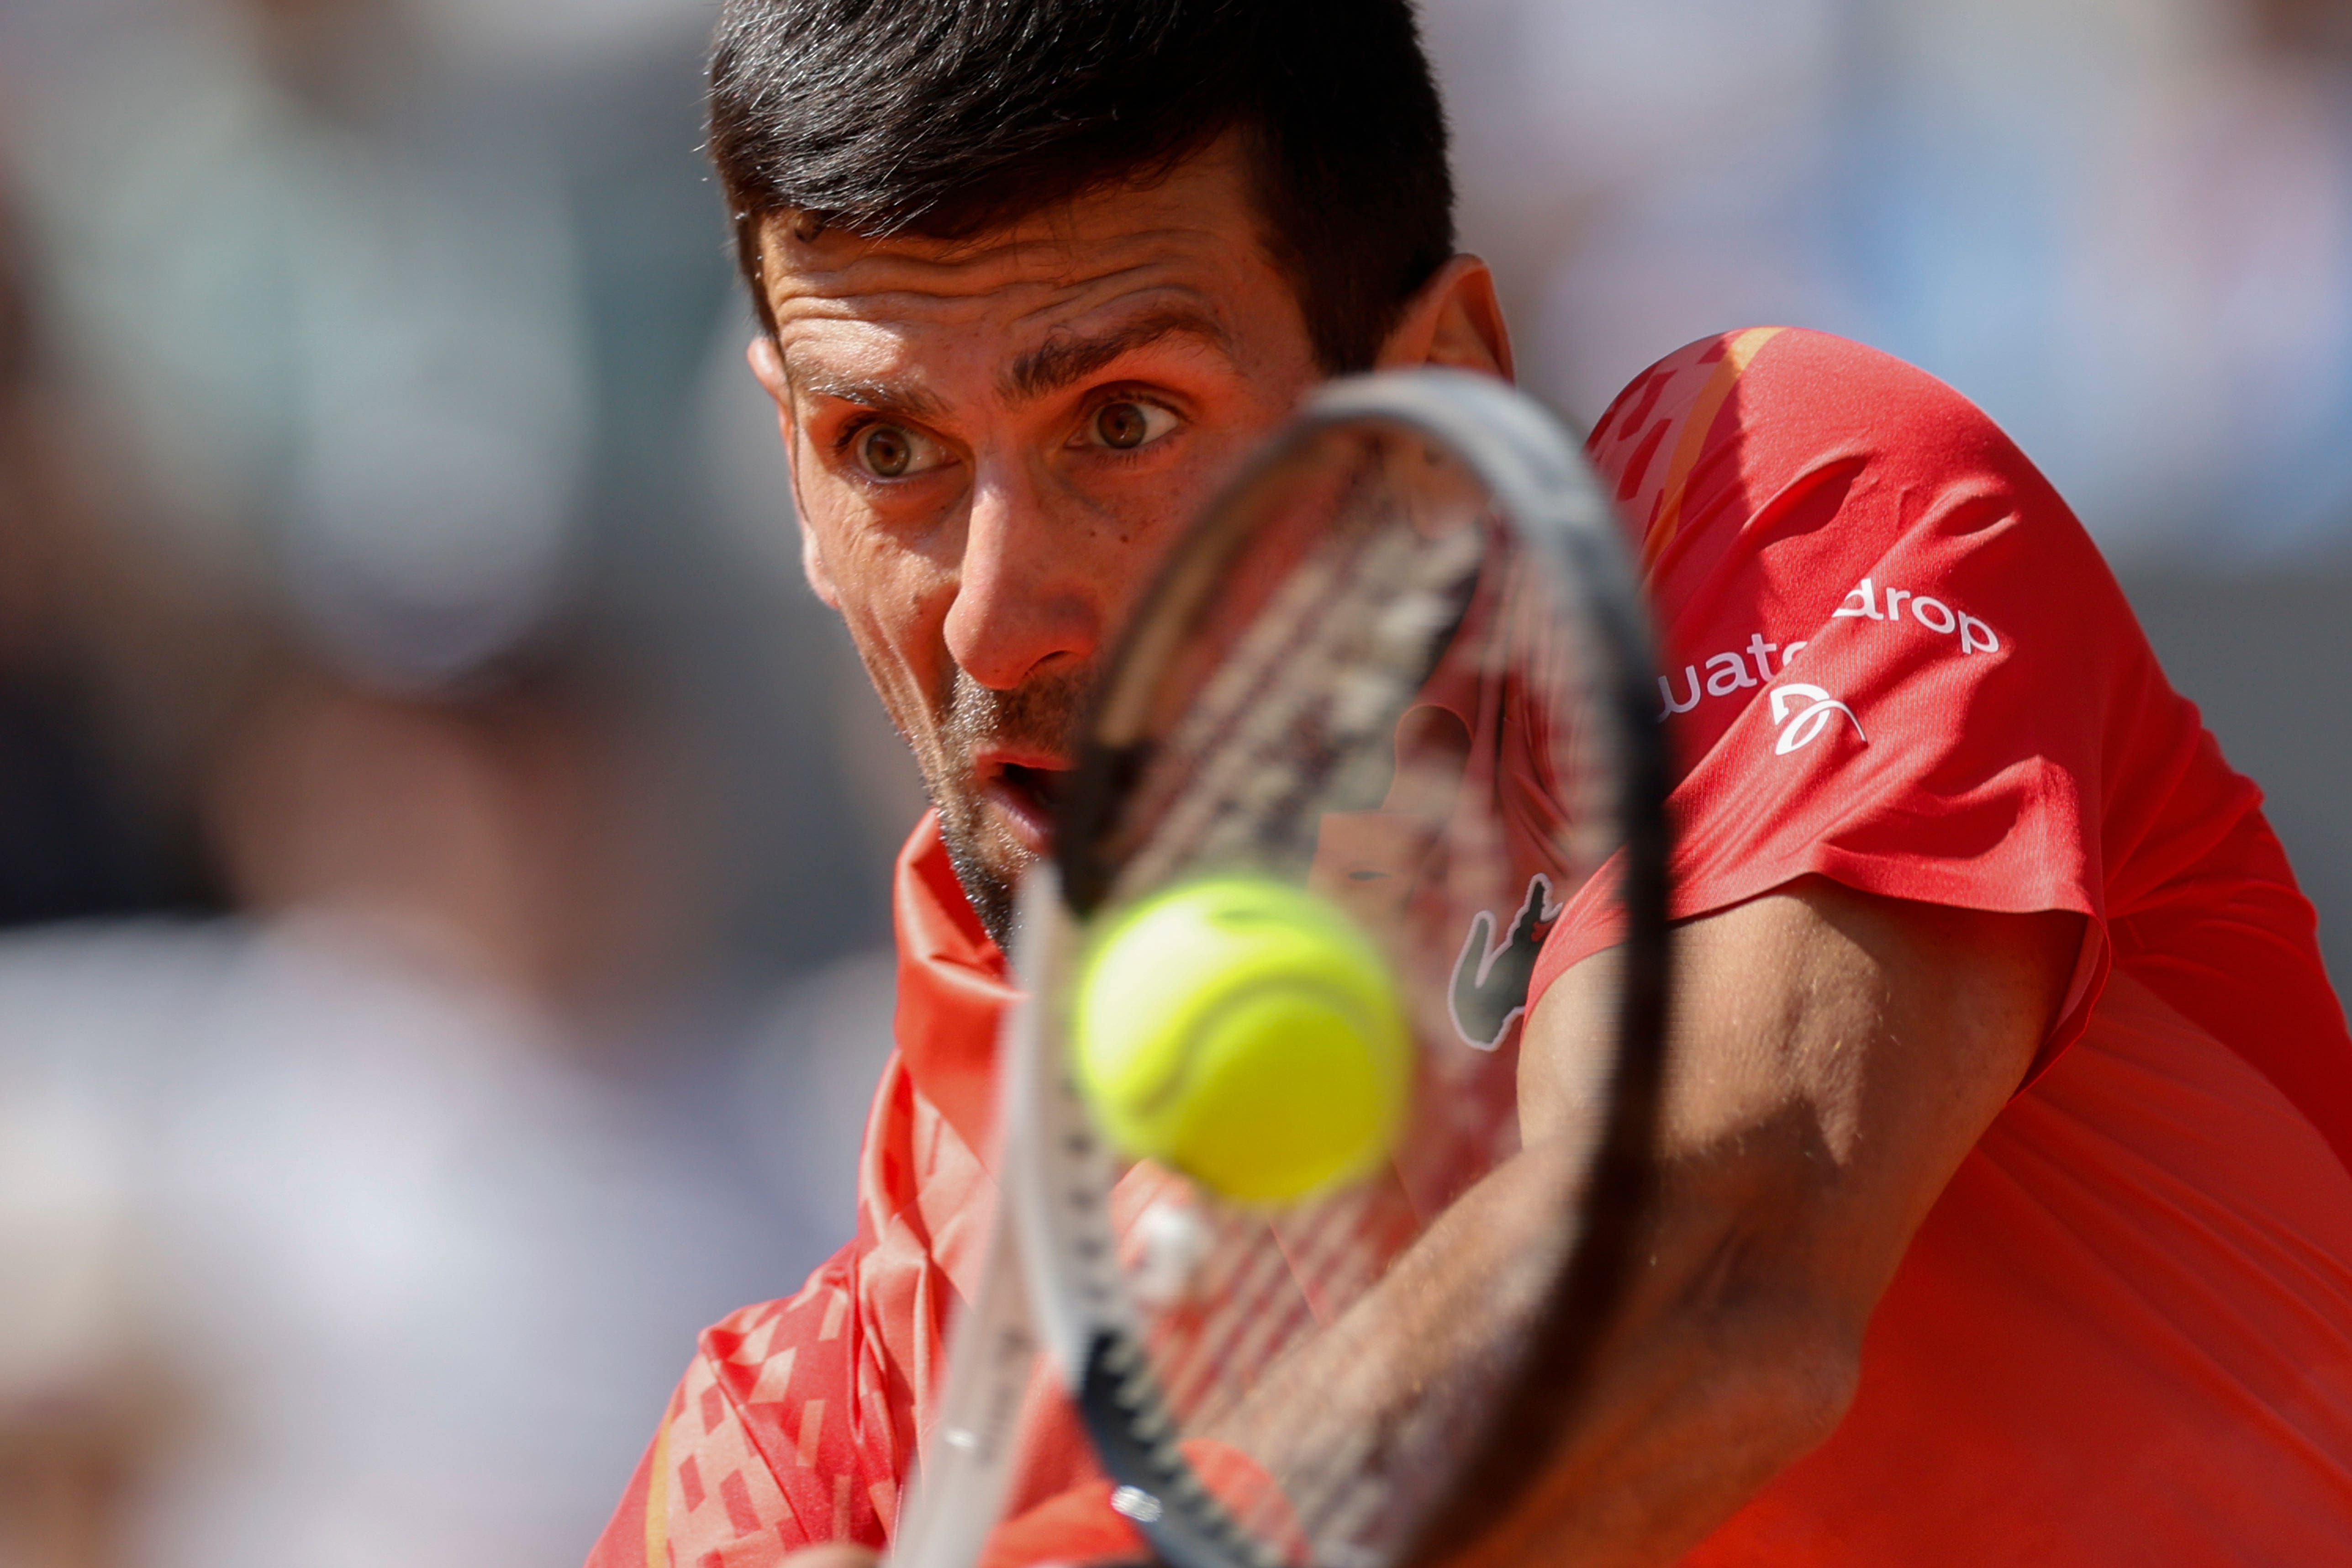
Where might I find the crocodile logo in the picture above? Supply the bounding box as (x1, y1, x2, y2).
(1447, 872, 1563, 1051)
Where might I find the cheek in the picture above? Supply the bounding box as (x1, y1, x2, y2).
(803, 502, 959, 721)
(1073, 400, 1300, 635)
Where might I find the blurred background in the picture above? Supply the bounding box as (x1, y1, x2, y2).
(0, 0, 2344, 1563)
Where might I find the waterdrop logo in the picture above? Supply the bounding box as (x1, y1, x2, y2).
(1769, 683, 1865, 755)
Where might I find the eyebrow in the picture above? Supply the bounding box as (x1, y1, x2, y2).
(782, 303, 1233, 420)
(1002, 305, 1234, 402)
(787, 366, 950, 421)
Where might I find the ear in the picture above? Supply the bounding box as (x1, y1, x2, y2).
(747, 335, 842, 610)
(1374, 255, 1516, 381)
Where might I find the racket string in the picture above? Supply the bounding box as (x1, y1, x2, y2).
(1121, 515, 1480, 903)
(1050, 415, 1647, 1568)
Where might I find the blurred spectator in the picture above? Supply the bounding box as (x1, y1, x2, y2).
(12, 0, 586, 690)
(0, 202, 871, 1568)
(2250, 0, 2352, 57)
(0, 192, 227, 933)
(0, 0, 904, 1563)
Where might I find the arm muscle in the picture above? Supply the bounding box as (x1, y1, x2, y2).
(1475, 878, 2083, 1565)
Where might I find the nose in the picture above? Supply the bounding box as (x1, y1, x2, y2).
(942, 454, 1106, 692)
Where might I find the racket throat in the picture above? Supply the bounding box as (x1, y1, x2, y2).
(1076, 1332, 1278, 1568)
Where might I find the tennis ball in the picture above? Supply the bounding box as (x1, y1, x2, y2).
(1070, 876, 1410, 1205)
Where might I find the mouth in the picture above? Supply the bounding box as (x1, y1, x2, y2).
(977, 753, 1070, 855)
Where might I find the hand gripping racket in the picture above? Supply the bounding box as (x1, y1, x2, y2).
(892, 370, 1672, 1568)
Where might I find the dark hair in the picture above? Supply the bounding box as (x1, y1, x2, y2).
(708, 0, 1455, 373)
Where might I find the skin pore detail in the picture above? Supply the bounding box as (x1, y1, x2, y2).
(749, 134, 1509, 942)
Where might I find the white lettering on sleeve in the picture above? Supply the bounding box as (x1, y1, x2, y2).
(1835, 577, 1882, 619)
(1658, 666, 1702, 717)
(1705, 651, 1758, 697)
(1910, 596, 1956, 634)
(1829, 578, 2003, 655)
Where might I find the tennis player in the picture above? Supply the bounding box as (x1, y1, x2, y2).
(590, 2, 2352, 1563)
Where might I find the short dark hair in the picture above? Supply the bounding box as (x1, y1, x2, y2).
(708, 0, 1455, 373)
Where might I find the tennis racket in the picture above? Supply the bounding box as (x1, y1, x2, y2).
(892, 369, 1672, 1568)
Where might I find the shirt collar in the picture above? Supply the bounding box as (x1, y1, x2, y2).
(891, 811, 1018, 1162)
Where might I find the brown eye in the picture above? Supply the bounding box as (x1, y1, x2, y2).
(1096, 401, 1150, 449)
(858, 425, 914, 478)
(1088, 399, 1176, 452)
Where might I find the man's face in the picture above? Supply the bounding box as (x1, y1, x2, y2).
(753, 140, 1327, 943)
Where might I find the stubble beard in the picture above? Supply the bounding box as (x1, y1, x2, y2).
(913, 665, 1093, 951)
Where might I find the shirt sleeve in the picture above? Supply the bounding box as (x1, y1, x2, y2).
(586, 1052, 991, 1568)
(1528, 327, 2250, 1071)
(585, 1251, 910, 1568)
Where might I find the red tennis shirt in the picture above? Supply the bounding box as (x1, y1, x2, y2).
(590, 328, 2352, 1568)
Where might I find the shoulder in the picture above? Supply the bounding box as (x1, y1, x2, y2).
(1584, 329, 2107, 654)
(1590, 328, 2059, 572)
(687, 1259, 866, 1444)
(1590, 327, 2002, 470)
(636, 1253, 905, 1559)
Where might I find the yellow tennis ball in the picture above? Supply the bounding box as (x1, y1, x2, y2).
(1070, 876, 1410, 1205)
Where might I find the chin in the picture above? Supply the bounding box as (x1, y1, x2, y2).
(934, 797, 1034, 950)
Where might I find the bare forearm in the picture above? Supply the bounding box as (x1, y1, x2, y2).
(1216, 1138, 1853, 1566)
(1221, 884, 2075, 1564)
(1210, 1137, 1572, 1471)
(1435, 1166, 1861, 1568)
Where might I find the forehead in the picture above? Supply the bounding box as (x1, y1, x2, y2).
(759, 143, 1297, 392)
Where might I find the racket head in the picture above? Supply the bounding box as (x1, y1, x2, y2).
(1025, 370, 1671, 1568)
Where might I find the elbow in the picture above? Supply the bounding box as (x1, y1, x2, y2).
(1701, 1299, 1864, 1488)
(1658, 1221, 1870, 1497)
(1676, 1187, 1870, 1479)
(1444, 1277, 1866, 1567)
(1763, 1315, 1862, 1464)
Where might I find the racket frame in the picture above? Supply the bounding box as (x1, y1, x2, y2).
(894, 370, 1673, 1568)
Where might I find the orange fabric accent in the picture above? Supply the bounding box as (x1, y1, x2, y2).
(587, 819, 1409, 1568)
(1640, 325, 1783, 568)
